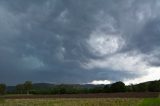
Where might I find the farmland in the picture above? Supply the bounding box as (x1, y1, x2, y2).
(0, 98, 160, 106)
(0, 98, 143, 106)
(0, 81, 160, 105)
(0, 93, 160, 106)
(1, 81, 160, 106)
(0, 92, 159, 99)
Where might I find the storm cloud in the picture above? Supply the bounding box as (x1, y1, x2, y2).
(0, 0, 160, 85)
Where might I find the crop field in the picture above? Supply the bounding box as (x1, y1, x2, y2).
(0, 93, 159, 106)
(0, 98, 142, 106)
(0, 98, 160, 106)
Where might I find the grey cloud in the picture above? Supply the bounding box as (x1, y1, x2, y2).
(0, 0, 160, 85)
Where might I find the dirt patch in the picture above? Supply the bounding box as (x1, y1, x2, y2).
(1, 92, 159, 99)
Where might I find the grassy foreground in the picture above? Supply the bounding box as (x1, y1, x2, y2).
(0, 98, 159, 106)
(139, 98, 160, 106)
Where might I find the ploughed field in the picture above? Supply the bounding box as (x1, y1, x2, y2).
(0, 92, 160, 106)
(1, 92, 159, 99)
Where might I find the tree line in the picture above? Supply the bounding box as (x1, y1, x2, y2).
(0, 80, 160, 95)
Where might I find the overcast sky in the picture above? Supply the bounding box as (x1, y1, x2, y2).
(0, 0, 160, 85)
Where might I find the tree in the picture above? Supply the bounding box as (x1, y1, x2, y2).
(110, 81, 126, 92)
(90, 87, 104, 93)
(126, 84, 134, 92)
(16, 84, 25, 94)
(148, 81, 160, 92)
(135, 83, 148, 92)
(104, 85, 111, 93)
(0, 84, 6, 95)
(24, 81, 32, 94)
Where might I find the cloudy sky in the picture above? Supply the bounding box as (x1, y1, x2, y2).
(0, 0, 160, 85)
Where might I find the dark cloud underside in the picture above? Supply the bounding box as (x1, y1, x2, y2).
(0, 0, 160, 85)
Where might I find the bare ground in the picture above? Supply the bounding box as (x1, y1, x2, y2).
(1, 92, 159, 99)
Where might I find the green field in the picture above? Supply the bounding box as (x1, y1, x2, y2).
(0, 98, 159, 106)
(139, 98, 160, 106)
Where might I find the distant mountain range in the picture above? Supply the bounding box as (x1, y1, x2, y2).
(6, 80, 160, 92)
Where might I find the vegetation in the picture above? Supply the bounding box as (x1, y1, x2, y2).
(0, 98, 142, 106)
(15, 81, 33, 94)
(29, 80, 160, 94)
(24, 81, 32, 94)
(0, 84, 6, 95)
(1, 80, 160, 95)
(0, 98, 160, 106)
(16, 84, 25, 94)
(139, 98, 160, 106)
(0, 98, 5, 104)
(148, 81, 160, 92)
(0, 80, 160, 106)
(110, 81, 126, 92)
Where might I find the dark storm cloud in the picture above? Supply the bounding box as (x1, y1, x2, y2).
(0, 0, 160, 85)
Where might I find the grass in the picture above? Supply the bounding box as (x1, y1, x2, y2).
(139, 98, 160, 106)
(0, 98, 142, 106)
(0, 98, 5, 105)
(0, 98, 159, 106)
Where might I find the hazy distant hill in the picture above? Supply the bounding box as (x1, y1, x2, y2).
(6, 80, 160, 93)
